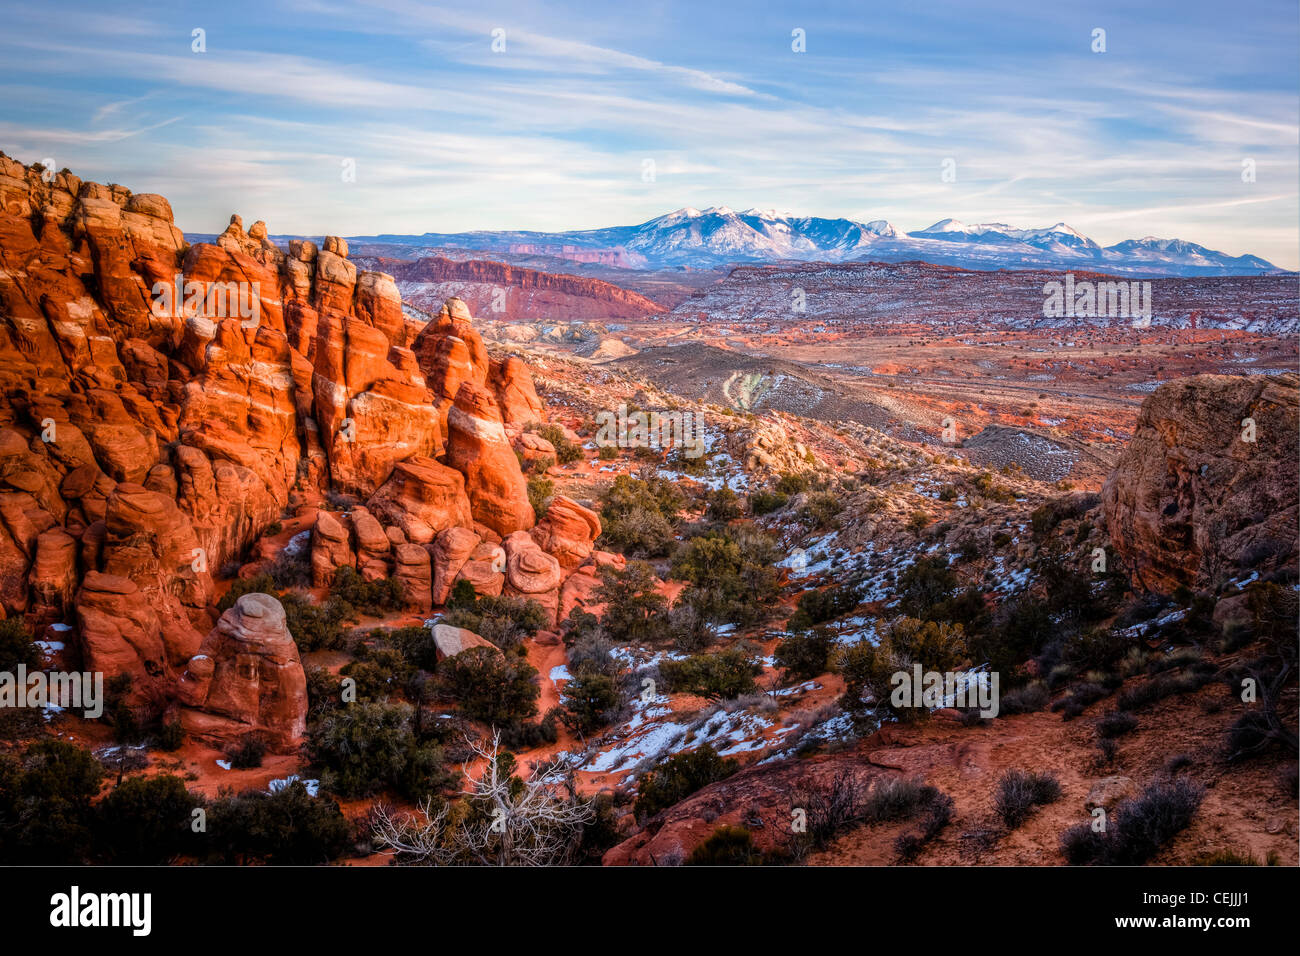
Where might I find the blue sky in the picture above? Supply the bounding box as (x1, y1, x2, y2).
(1, 0, 1297, 267)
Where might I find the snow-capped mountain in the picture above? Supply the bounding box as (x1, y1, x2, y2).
(351, 207, 1286, 277)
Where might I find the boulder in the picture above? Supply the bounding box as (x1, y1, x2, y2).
(393, 543, 432, 612)
(365, 455, 473, 544)
(310, 510, 354, 587)
(176, 592, 307, 752)
(430, 622, 500, 661)
(1102, 373, 1299, 590)
(430, 525, 480, 605)
(531, 495, 600, 571)
(454, 542, 506, 598)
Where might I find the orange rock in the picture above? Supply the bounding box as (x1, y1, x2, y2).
(490, 355, 545, 425)
(366, 456, 473, 544)
(445, 383, 534, 537)
(454, 542, 506, 598)
(430, 526, 480, 605)
(393, 543, 432, 612)
(531, 495, 600, 571)
(311, 510, 354, 587)
(502, 530, 562, 624)
(176, 593, 307, 752)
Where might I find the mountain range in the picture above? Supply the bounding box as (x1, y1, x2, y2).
(347, 206, 1286, 277)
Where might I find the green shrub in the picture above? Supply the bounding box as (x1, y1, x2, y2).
(634, 744, 738, 821)
(533, 424, 583, 464)
(1095, 710, 1138, 739)
(686, 825, 765, 865)
(442, 595, 550, 651)
(706, 486, 741, 521)
(225, 733, 268, 769)
(798, 492, 843, 530)
(307, 701, 450, 800)
(330, 566, 405, 615)
(0, 617, 40, 671)
(660, 649, 760, 701)
(671, 526, 780, 626)
(0, 739, 103, 864)
(202, 782, 351, 865)
(838, 617, 968, 722)
(775, 473, 811, 496)
(156, 719, 185, 751)
(596, 473, 685, 557)
(560, 671, 622, 735)
(749, 490, 788, 515)
(437, 647, 540, 728)
(527, 474, 554, 517)
(788, 582, 863, 631)
(1060, 778, 1204, 865)
(95, 774, 194, 864)
(774, 628, 835, 681)
(593, 562, 667, 644)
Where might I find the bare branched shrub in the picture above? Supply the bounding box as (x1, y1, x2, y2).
(371, 731, 596, 866)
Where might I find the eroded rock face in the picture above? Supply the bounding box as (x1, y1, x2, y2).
(1102, 373, 1299, 591)
(311, 510, 354, 587)
(430, 526, 480, 605)
(444, 383, 534, 537)
(503, 530, 562, 624)
(365, 456, 473, 544)
(176, 593, 307, 752)
(393, 543, 432, 612)
(0, 155, 570, 746)
(531, 495, 600, 572)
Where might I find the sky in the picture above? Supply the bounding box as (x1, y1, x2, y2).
(1, 0, 1297, 268)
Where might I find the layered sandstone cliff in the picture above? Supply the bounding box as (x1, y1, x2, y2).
(374, 255, 668, 322)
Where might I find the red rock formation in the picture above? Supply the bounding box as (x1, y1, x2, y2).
(75, 571, 174, 714)
(454, 542, 506, 598)
(502, 530, 562, 624)
(373, 255, 667, 322)
(514, 431, 556, 466)
(310, 510, 354, 587)
(1102, 373, 1299, 590)
(430, 526, 480, 605)
(176, 592, 307, 752)
(393, 543, 432, 612)
(0, 155, 572, 744)
(351, 505, 391, 581)
(531, 495, 601, 571)
(491, 355, 545, 425)
(444, 383, 534, 537)
(365, 456, 473, 544)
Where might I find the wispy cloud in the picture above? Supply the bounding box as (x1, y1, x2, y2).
(0, 0, 1294, 267)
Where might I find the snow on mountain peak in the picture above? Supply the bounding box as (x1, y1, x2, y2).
(920, 218, 966, 233)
